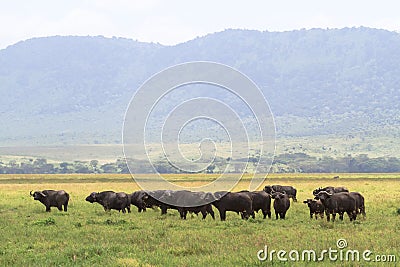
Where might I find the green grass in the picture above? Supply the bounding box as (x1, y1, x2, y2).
(0, 174, 399, 266)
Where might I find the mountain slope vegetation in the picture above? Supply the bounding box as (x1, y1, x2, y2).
(0, 27, 399, 147)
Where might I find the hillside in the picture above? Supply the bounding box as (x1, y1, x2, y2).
(0, 27, 399, 150)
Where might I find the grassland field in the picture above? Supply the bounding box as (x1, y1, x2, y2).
(0, 173, 399, 266)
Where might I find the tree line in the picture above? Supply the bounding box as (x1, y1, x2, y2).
(1, 153, 400, 174)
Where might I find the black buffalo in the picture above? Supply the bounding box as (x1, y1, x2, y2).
(312, 186, 349, 196)
(271, 192, 290, 219)
(174, 191, 215, 220)
(264, 185, 297, 202)
(349, 192, 366, 218)
(141, 190, 177, 215)
(130, 190, 148, 212)
(85, 191, 131, 213)
(178, 204, 215, 220)
(239, 190, 271, 219)
(30, 190, 69, 212)
(315, 191, 357, 222)
(303, 199, 324, 219)
(142, 190, 215, 219)
(211, 191, 253, 221)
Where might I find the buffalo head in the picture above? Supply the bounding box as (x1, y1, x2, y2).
(303, 199, 314, 204)
(271, 191, 286, 200)
(315, 191, 333, 201)
(312, 187, 322, 196)
(30, 190, 46, 200)
(264, 186, 273, 194)
(85, 192, 98, 203)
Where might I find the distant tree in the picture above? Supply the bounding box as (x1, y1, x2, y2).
(59, 162, 72, 173)
(90, 160, 99, 173)
(33, 158, 47, 168)
(100, 163, 118, 173)
(206, 165, 216, 174)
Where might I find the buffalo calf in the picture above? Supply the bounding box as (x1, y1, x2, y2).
(303, 199, 324, 219)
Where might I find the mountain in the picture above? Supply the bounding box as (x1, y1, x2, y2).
(0, 27, 399, 146)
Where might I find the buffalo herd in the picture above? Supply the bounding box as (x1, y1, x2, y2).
(30, 184, 366, 222)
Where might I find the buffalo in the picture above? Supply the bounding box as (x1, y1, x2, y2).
(312, 186, 349, 196)
(141, 190, 178, 215)
(142, 190, 215, 219)
(315, 191, 357, 222)
(178, 204, 215, 220)
(85, 191, 131, 213)
(271, 192, 290, 219)
(239, 190, 271, 219)
(303, 199, 324, 219)
(30, 190, 69, 212)
(174, 191, 215, 220)
(211, 191, 253, 221)
(349, 192, 366, 218)
(264, 185, 297, 202)
(130, 190, 148, 212)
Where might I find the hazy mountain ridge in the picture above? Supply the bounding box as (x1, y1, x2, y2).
(0, 27, 399, 145)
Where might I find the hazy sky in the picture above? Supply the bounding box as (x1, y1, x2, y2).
(1, 0, 399, 49)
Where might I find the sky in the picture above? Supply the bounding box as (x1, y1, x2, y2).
(1, 0, 399, 49)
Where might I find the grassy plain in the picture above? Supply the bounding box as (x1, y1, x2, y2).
(0, 174, 399, 266)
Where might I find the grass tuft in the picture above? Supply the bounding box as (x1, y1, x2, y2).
(33, 217, 55, 226)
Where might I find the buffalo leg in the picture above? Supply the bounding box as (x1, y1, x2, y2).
(262, 210, 268, 219)
(161, 205, 168, 215)
(349, 211, 356, 221)
(63, 202, 68, 212)
(179, 210, 186, 220)
(347, 211, 353, 221)
(361, 206, 366, 218)
(243, 210, 251, 220)
(209, 209, 215, 220)
(206, 205, 215, 220)
(219, 210, 226, 221)
(201, 210, 207, 219)
(46, 206, 51, 212)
